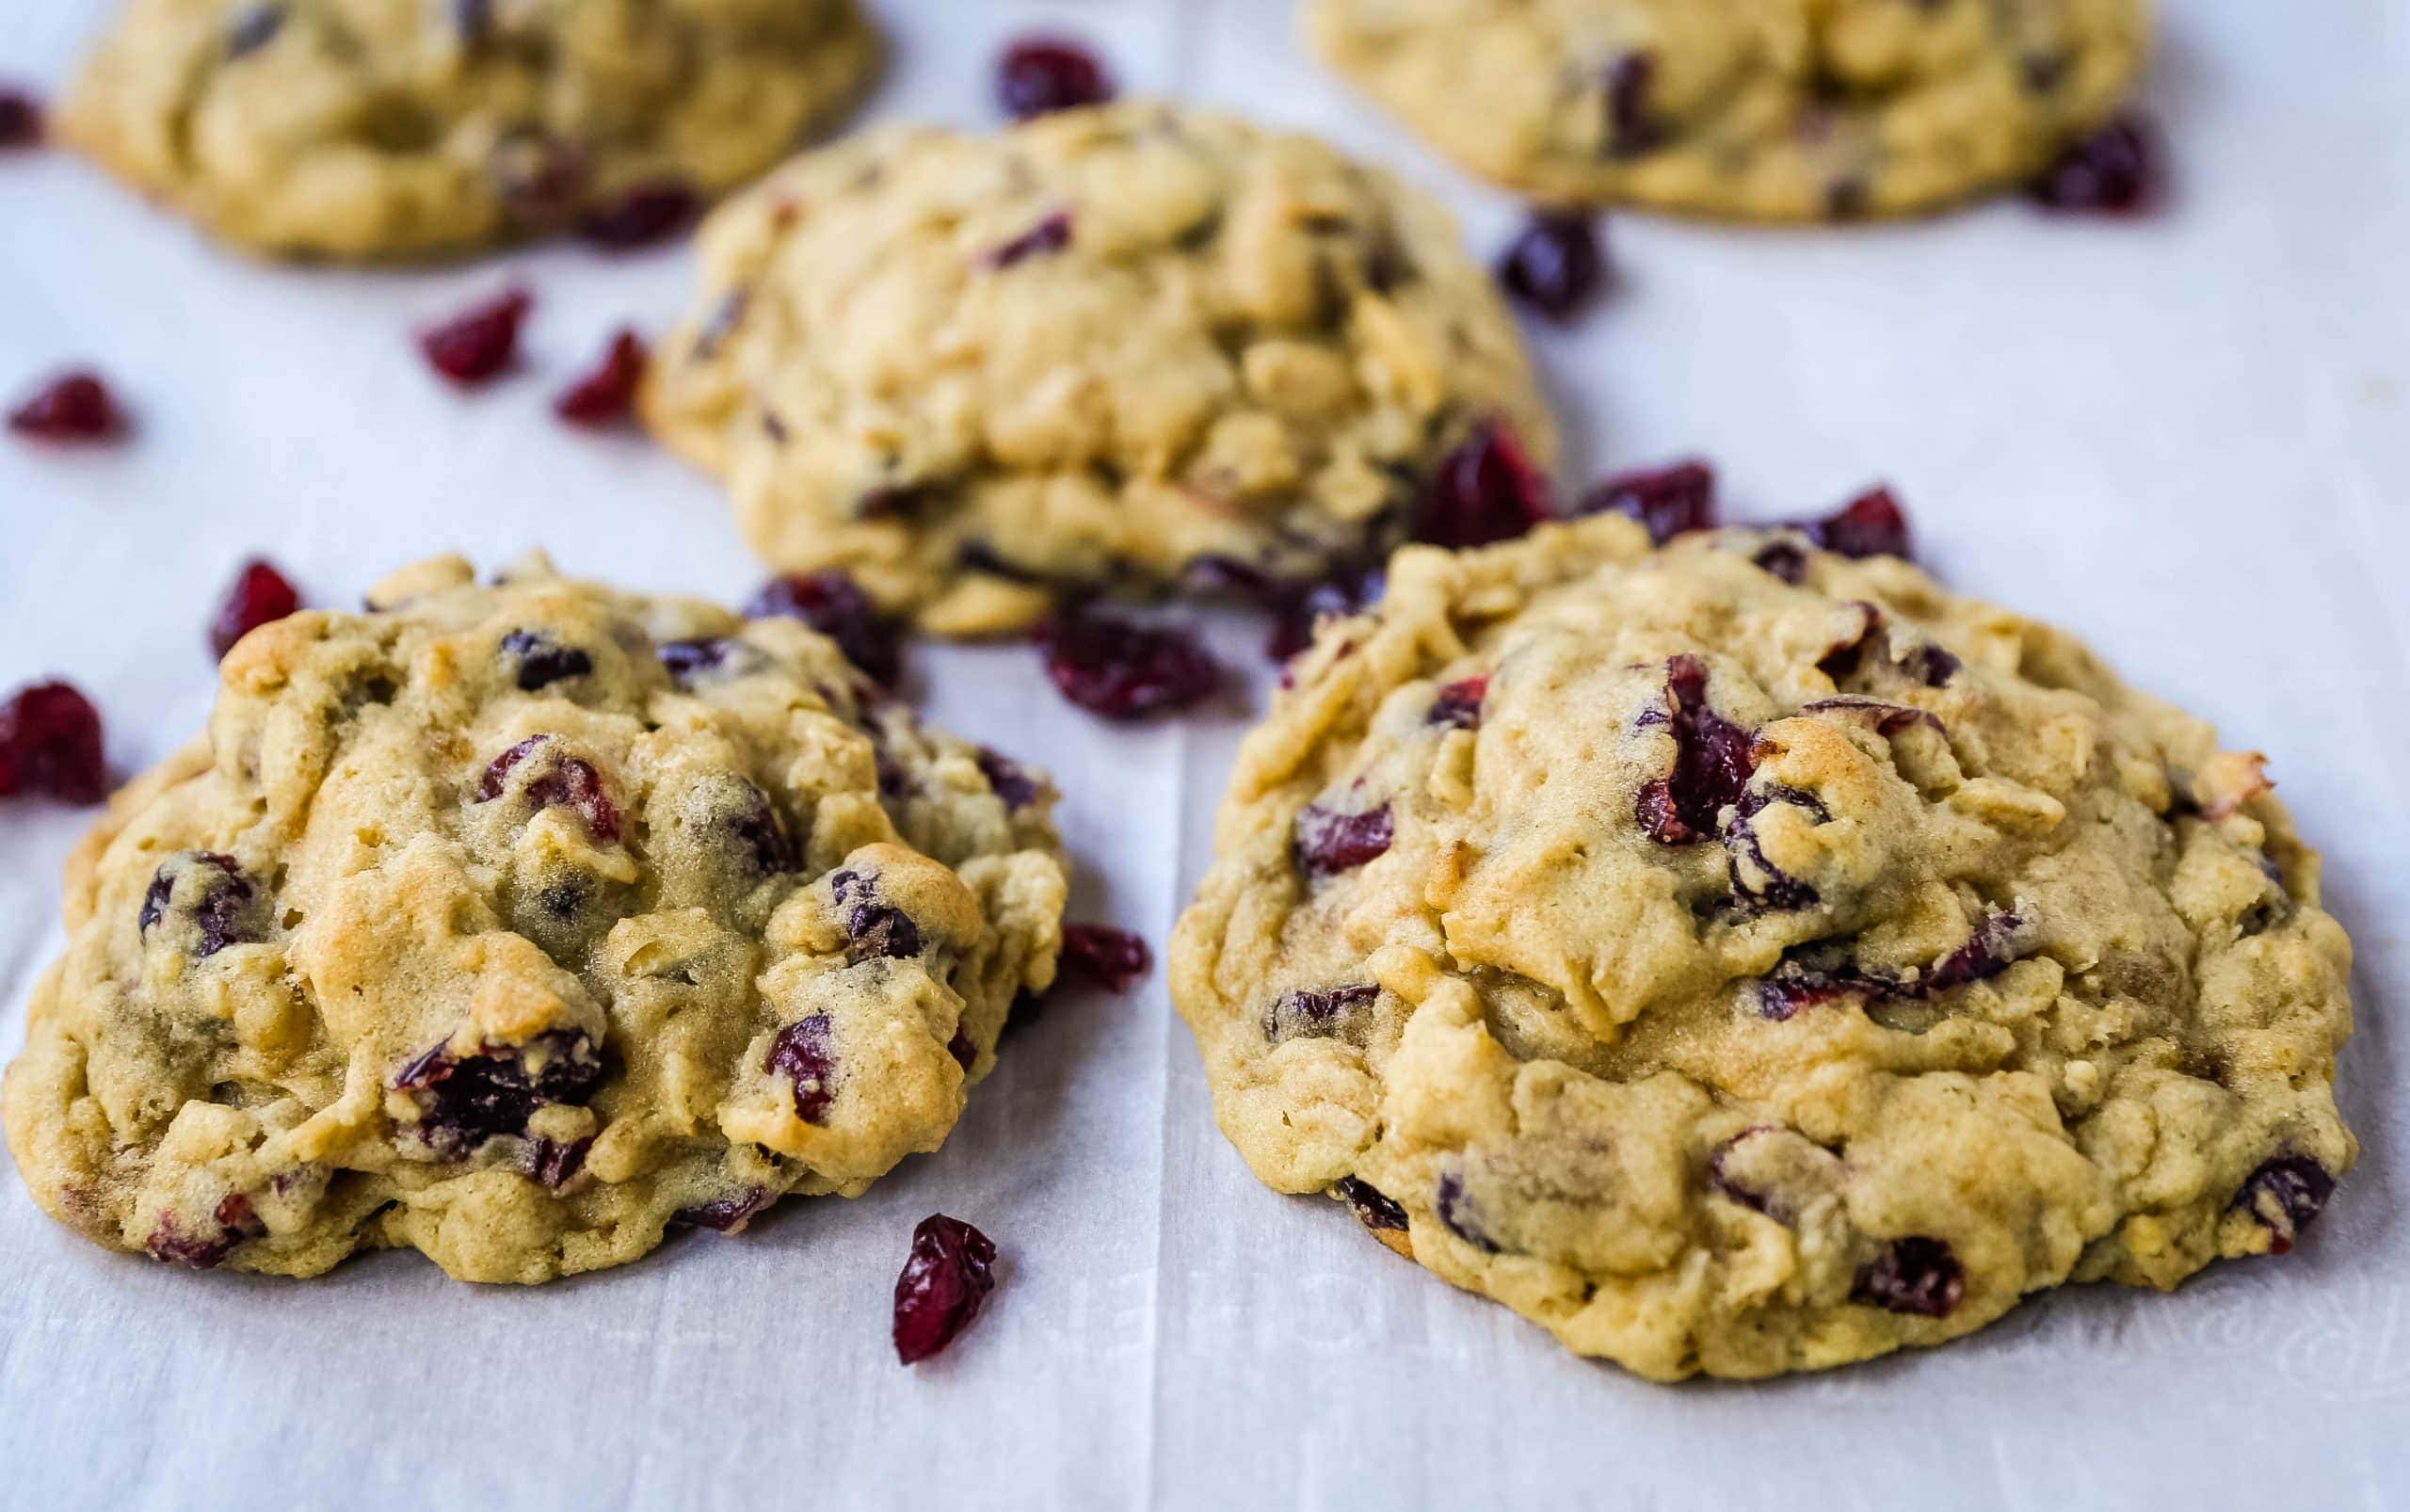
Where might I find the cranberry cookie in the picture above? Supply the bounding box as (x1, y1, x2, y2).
(1170, 513, 2354, 1377)
(643, 103, 1557, 636)
(1306, 0, 2149, 218)
(3, 555, 1065, 1283)
(60, 0, 878, 260)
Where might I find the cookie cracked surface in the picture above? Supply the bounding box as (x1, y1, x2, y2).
(61, 0, 878, 260)
(643, 103, 1557, 636)
(3, 554, 1066, 1283)
(1170, 513, 2354, 1378)
(1307, 0, 2150, 219)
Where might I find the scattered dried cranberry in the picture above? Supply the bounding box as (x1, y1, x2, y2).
(1579, 458, 1716, 543)
(1850, 1236, 1964, 1318)
(2233, 1155, 2336, 1256)
(1803, 485, 1911, 560)
(1035, 605, 1220, 720)
(0, 681, 106, 803)
(893, 1214, 999, 1364)
(975, 747, 1041, 809)
(208, 557, 301, 659)
(766, 1014, 838, 1123)
(554, 329, 647, 426)
(997, 37, 1115, 120)
(476, 735, 621, 841)
(1427, 675, 1488, 731)
(832, 869, 924, 961)
(746, 571, 901, 686)
(2030, 116, 2159, 214)
(1058, 923, 1150, 993)
(579, 179, 698, 249)
(674, 1186, 775, 1232)
(1265, 561, 1385, 662)
(417, 286, 531, 387)
(1264, 981, 1382, 1040)
(1334, 1176, 1408, 1233)
(1497, 213, 1607, 323)
(394, 1029, 605, 1158)
(983, 208, 1074, 270)
(1293, 801, 1394, 880)
(1632, 654, 1758, 845)
(8, 370, 125, 442)
(0, 89, 41, 150)
(1415, 422, 1551, 549)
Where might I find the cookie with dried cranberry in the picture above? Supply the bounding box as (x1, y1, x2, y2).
(1306, 0, 2149, 219)
(59, 0, 878, 260)
(2, 554, 1065, 1283)
(1170, 513, 2355, 1378)
(642, 102, 1557, 636)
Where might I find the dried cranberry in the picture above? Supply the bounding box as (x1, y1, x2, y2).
(657, 637, 737, 685)
(0, 88, 41, 150)
(1264, 981, 1381, 1040)
(138, 852, 260, 957)
(1579, 458, 1716, 543)
(1705, 1129, 1783, 1217)
(1724, 786, 1826, 915)
(982, 208, 1074, 269)
(674, 1186, 775, 1233)
(746, 571, 901, 686)
(476, 735, 621, 842)
(831, 869, 924, 961)
(2231, 1155, 2336, 1256)
(1850, 1236, 1964, 1318)
(499, 628, 593, 691)
(527, 1136, 590, 1190)
(1632, 655, 1758, 845)
(1752, 541, 1808, 585)
(946, 1028, 977, 1071)
(996, 37, 1115, 120)
(1035, 606, 1220, 720)
(0, 681, 106, 803)
(1293, 802, 1394, 879)
(1496, 213, 1607, 322)
(8, 370, 125, 442)
(1434, 1170, 1501, 1253)
(893, 1214, 999, 1364)
(975, 748, 1041, 809)
(1428, 675, 1488, 731)
(1921, 909, 2023, 992)
(2030, 117, 2158, 214)
(554, 329, 647, 426)
(1334, 1176, 1408, 1233)
(1058, 924, 1150, 993)
(1414, 422, 1551, 549)
(1265, 561, 1384, 663)
(1803, 486, 1911, 561)
(1798, 695, 1944, 737)
(207, 557, 302, 659)
(722, 781, 796, 877)
(765, 1014, 837, 1123)
(1756, 957, 1866, 1021)
(1602, 53, 1663, 156)
(146, 1193, 263, 1269)
(417, 287, 531, 387)
(579, 180, 697, 249)
(394, 1028, 605, 1157)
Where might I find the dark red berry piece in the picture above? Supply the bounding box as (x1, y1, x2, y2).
(394, 1029, 605, 1158)
(1415, 422, 1551, 549)
(997, 37, 1115, 120)
(765, 1014, 838, 1124)
(1602, 53, 1663, 156)
(580, 179, 697, 249)
(1497, 213, 1607, 323)
(1705, 1128, 1785, 1217)
(8, 370, 125, 442)
(1804, 485, 1911, 561)
(674, 1185, 775, 1233)
(1434, 1170, 1502, 1253)
(2030, 116, 2159, 214)
(946, 1028, 977, 1071)
(975, 747, 1040, 810)
(831, 869, 924, 961)
(0, 681, 107, 803)
(1723, 787, 1825, 916)
(1293, 801, 1394, 879)
(0, 88, 42, 150)
(1922, 909, 2024, 992)
(1580, 458, 1716, 543)
(417, 287, 531, 387)
(1798, 695, 1944, 738)
(982, 208, 1074, 270)
(138, 851, 262, 957)
(1059, 924, 1150, 993)
(1756, 957, 1864, 1022)
(1428, 675, 1488, 731)
(1632, 654, 1758, 845)
(527, 1135, 590, 1190)
(1850, 1236, 1964, 1318)
(499, 628, 593, 691)
(476, 735, 621, 842)
(2232, 1155, 2336, 1256)
(657, 636, 739, 685)
(1266, 561, 1384, 663)
(147, 1193, 263, 1269)
(893, 1214, 999, 1364)
(1035, 606, 1220, 721)
(1334, 1176, 1408, 1233)
(1264, 981, 1380, 1040)
(1752, 540, 1808, 585)
(746, 571, 902, 686)
(554, 329, 647, 426)
(208, 557, 301, 659)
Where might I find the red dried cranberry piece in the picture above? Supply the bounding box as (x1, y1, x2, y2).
(996, 37, 1115, 120)
(746, 571, 901, 686)
(394, 1028, 605, 1157)
(1414, 422, 1551, 549)
(417, 286, 532, 387)
(974, 747, 1041, 810)
(476, 735, 621, 842)
(831, 869, 924, 961)
(1922, 909, 2023, 992)
(1333, 1176, 1408, 1233)
(527, 1135, 590, 1190)
(8, 370, 125, 442)
(946, 1027, 977, 1071)
(1579, 458, 1716, 543)
(579, 180, 697, 249)
(208, 557, 301, 659)
(1058, 923, 1150, 993)
(1428, 675, 1488, 731)
(2232, 1155, 2337, 1256)
(982, 208, 1074, 270)
(499, 628, 593, 691)
(1752, 540, 1808, 585)
(1850, 1236, 1964, 1318)
(0, 88, 42, 150)
(1632, 654, 1758, 845)
(893, 1214, 1000, 1364)
(1264, 981, 1381, 1039)
(1798, 695, 1945, 738)
(675, 1185, 776, 1232)
(1035, 606, 1220, 720)
(1602, 53, 1663, 156)
(1434, 1170, 1502, 1253)
(1756, 957, 1866, 1021)
(1724, 786, 1827, 915)
(1293, 801, 1394, 879)
(1705, 1128, 1785, 1217)
(1803, 486, 1911, 561)
(765, 1014, 837, 1122)
(657, 636, 738, 685)
(724, 781, 796, 877)
(146, 1193, 264, 1269)
(138, 852, 260, 957)
(0, 681, 107, 803)
(1266, 561, 1385, 663)
(554, 329, 647, 426)
(1497, 213, 1608, 323)
(2030, 116, 2159, 214)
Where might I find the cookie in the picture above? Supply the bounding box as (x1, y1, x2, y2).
(60, 0, 879, 260)
(1306, 0, 2150, 219)
(1169, 512, 2354, 1378)
(2, 554, 1066, 1283)
(642, 103, 1558, 637)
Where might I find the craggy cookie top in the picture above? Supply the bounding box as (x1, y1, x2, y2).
(1307, 0, 2149, 218)
(1170, 514, 2354, 1378)
(3, 555, 1066, 1283)
(643, 103, 1558, 636)
(60, 0, 878, 260)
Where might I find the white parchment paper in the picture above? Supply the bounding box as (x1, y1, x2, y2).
(2, 3, 2404, 1507)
